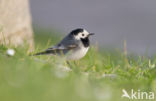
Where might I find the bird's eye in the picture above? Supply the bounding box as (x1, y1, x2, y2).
(82, 34, 84, 36)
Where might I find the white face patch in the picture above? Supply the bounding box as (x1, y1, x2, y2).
(74, 29, 89, 40)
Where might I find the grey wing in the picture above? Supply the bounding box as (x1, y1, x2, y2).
(36, 34, 78, 55)
(58, 34, 79, 49)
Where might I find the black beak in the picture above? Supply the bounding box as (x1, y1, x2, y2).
(88, 33, 95, 36)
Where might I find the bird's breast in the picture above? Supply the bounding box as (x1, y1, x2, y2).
(66, 47, 89, 60)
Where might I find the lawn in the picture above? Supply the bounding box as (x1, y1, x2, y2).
(0, 28, 156, 101)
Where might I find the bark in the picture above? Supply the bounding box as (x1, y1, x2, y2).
(0, 0, 34, 49)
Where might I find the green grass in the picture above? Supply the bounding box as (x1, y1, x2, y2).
(0, 28, 156, 101)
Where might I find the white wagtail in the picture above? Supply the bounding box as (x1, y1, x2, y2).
(34, 28, 94, 60)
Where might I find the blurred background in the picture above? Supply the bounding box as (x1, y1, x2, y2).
(30, 0, 156, 55)
(1, 1, 156, 101)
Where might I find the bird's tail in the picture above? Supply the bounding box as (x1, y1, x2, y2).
(31, 50, 54, 56)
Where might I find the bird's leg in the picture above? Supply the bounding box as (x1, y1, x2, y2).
(66, 61, 73, 69)
(73, 60, 77, 67)
(66, 61, 78, 70)
(73, 60, 80, 67)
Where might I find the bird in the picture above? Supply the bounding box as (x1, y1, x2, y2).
(34, 28, 94, 60)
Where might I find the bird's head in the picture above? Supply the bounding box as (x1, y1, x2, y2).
(70, 28, 94, 40)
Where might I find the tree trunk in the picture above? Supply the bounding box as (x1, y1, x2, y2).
(0, 0, 34, 49)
